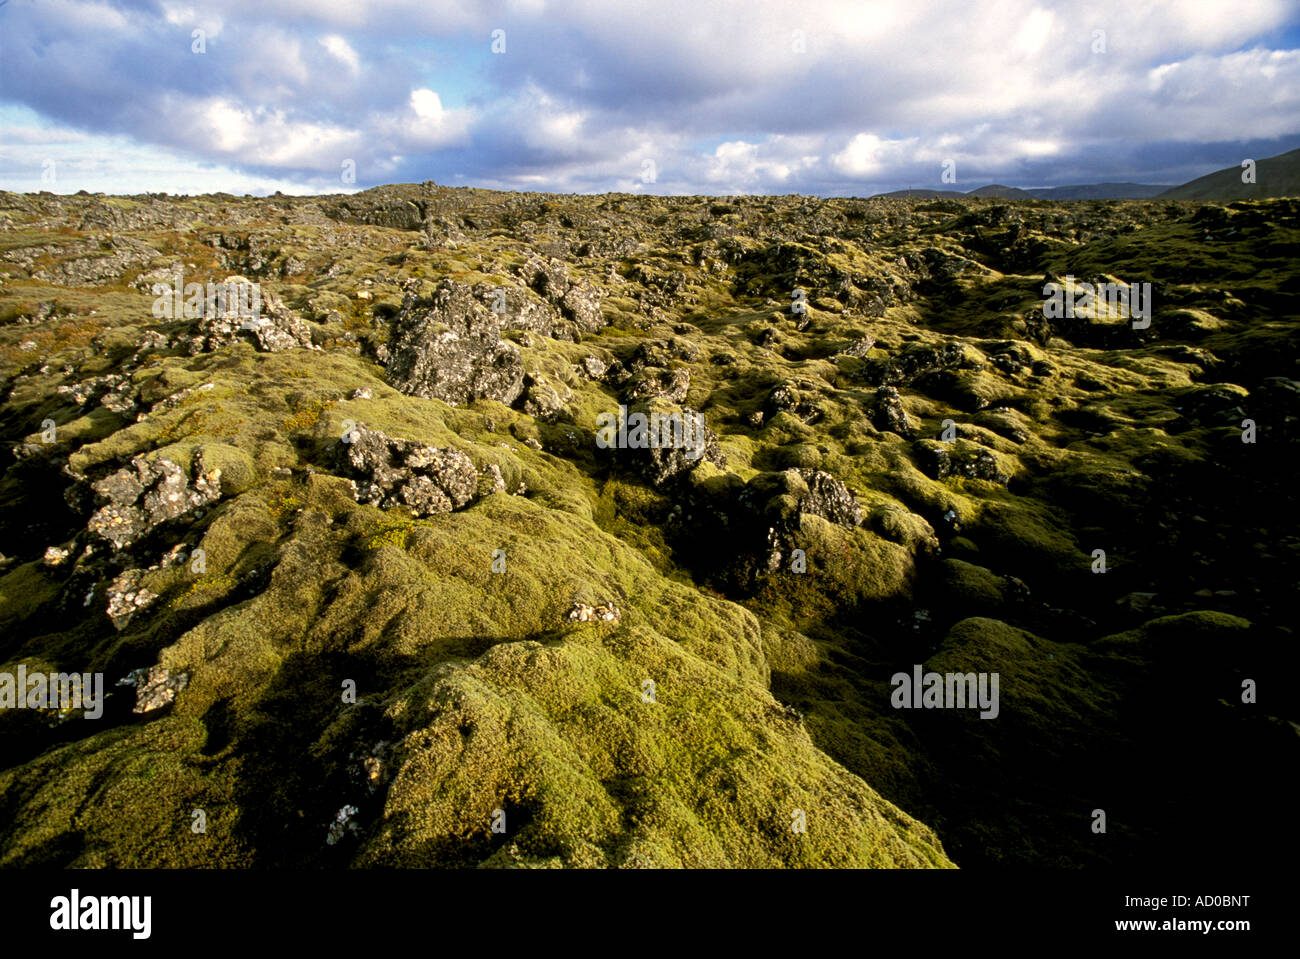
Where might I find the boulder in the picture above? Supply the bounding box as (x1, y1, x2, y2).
(383, 280, 525, 406)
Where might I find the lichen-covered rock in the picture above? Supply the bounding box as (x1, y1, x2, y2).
(472, 282, 557, 338)
(858, 341, 969, 386)
(325, 805, 361, 846)
(578, 355, 608, 379)
(118, 665, 189, 714)
(104, 568, 157, 630)
(520, 373, 573, 421)
(798, 468, 865, 527)
(87, 452, 222, 550)
(16, 236, 160, 286)
(477, 464, 507, 497)
(566, 601, 621, 623)
(739, 468, 863, 532)
(622, 366, 691, 404)
(836, 335, 875, 359)
(382, 280, 525, 406)
(57, 373, 137, 414)
(913, 439, 1009, 484)
(763, 382, 824, 425)
(603, 398, 725, 487)
(518, 254, 605, 336)
(187, 277, 315, 354)
(1174, 383, 1250, 428)
(337, 424, 479, 516)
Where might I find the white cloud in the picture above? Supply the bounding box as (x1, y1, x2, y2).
(320, 35, 361, 73)
(410, 89, 444, 123)
(831, 134, 912, 177)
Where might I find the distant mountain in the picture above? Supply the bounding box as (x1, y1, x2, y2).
(866, 147, 1300, 201)
(875, 188, 965, 199)
(1026, 183, 1171, 200)
(965, 184, 1036, 199)
(870, 183, 1164, 201)
(1157, 147, 1300, 200)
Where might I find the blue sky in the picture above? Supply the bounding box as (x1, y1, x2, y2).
(0, 0, 1297, 197)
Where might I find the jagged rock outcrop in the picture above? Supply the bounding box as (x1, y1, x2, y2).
(912, 439, 1009, 484)
(336, 424, 480, 516)
(380, 280, 525, 406)
(763, 382, 824, 425)
(517, 254, 604, 337)
(520, 373, 574, 421)
(739, 468, 864, 533)
(857, 341, 969, 387)
(622, 366, 691, 404)
(870, 385, 917, 437)
(599, 398, 725, 487)
(186, 277, 315, 354)
(86, 452, 222, 550)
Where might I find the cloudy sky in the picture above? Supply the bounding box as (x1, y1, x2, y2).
(1, 0, 1298, 197)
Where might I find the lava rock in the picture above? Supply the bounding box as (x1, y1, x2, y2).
(603, 398, 725, 488)
(913, 440, 1009, 484)
(87, 452, 222, 550)
(383, 280, 525, 406)
(105, 568, 157, 630)
(337, 424, 479, 516)
(188, 277, 315, 354)
(118, 665, 189, 714)
(870, 385, 917, 437)
(623, 366, 691, 404)
(858, 341, 968, 387)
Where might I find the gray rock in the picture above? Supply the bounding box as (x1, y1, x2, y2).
(87, 452, 222, 550)
(187, 277, 315, 354)
(518, 255, 605, 336)
(733, 468, 863, 575)
(105, 568, 157, 630)
(913, 440, 1008, 484)
(603, 399, 724, 488)
(738, 468, 863, 531)
(478, 464, 507, 497)
(764, 383, 824, 425)
(57, 373, 137, 415)
(858, 341, 968, 387)
(870, 385, 917, 437)
(338, 424, 479, 517)
(521, 374, 572, 421)
(383, 280, 525, 406)
(837, 335, 876, 358)
(118, 665, 189, 714)
(623, 366, 691, 404)
(798, 468, 865, 528)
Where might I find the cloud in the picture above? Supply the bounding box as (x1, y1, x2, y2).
(0, 0, 1295, 195)
(319, 35, 361, 74)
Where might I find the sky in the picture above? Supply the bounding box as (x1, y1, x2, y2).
(0, 0, 1297, 197)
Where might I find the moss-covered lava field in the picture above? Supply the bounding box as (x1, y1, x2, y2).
(0, 185, 1296, 868)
